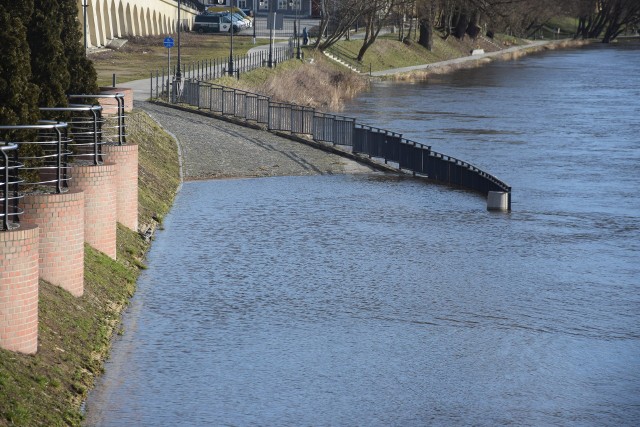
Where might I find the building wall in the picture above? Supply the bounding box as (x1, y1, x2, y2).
(79, 0, 199, 47)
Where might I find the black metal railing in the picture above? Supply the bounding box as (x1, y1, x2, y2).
(0, 143, 22, 231)
(40, 104, 105, 166)
(165, 79, 512, 209)
(151, 44, 295, 102)
(0, 122, 72, 195)
(68, 93, 127, 146)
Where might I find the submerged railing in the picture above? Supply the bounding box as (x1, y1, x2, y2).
(159, 78, 512, 209)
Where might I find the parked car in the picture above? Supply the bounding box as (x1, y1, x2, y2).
(206, 6, 252, 28)
(194, 13, 241, 33)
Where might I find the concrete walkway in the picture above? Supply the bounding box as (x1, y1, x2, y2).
(370, 40, 550, 77)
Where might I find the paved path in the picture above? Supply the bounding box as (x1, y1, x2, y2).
(126, 40, 551, 181)
(138, 101, 375, 180)
(371, 40, 550, 76)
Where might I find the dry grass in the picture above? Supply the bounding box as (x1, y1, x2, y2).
(218, 53, 369, 111)
(91, 33, 267, 86)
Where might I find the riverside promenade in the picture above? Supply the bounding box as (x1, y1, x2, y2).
(122, 39, 558, 180)
(139, 101, 375, 180)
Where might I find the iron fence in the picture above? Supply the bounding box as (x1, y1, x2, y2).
(40, 104, 105, 166)
(151, 44, 294, 102)
(68, 93, 127, 146)
(162, 78, 512, 209)
(0, 143, 21, 231)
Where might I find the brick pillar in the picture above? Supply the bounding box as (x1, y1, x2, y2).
(98, 87, 133, 113)
(103, 144, 138, 231)
(69, 164, 117, 259)
(21, 190, 85, 296)
(0, 224, 39, 354)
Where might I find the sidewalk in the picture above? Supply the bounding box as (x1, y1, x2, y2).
(370, 40, 550, 77)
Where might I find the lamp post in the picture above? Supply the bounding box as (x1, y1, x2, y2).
(176, 0, 182, 82)
(219, 0, 234, 76)
(260, 0, 275, 67)
(82, 0, 88, 54)
(252, 7, 256, 44)
(289, 0, 301, 59)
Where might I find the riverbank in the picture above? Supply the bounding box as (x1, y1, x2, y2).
(0, 111, 181, 426)
(0, 33, 596, 427)
(377, 38, 594, 81)
(214, 38, 594, 111)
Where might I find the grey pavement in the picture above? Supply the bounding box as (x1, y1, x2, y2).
(370, 40, 550, 77)
(138, 101, 375, 181)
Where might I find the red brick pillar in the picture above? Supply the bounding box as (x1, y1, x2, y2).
(21, 190, 85, 296)
(98, 87, 133, 114)
(103, 144, 138, 231)
(69, 164, 117, 259)
(0, 224, 39, 354)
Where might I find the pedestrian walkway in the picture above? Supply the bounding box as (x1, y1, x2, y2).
(137, 101, 375, 181)
(370, 40, 550, 77)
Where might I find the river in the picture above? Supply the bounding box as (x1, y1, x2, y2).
(84, 41, 640, 426)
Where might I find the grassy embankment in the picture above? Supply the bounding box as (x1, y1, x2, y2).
(0, 111, 181, 426)
(211, 30, 585, 109)
(93, 32, 269, 86)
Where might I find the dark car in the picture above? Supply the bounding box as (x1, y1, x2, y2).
(194, 13, 240, 33)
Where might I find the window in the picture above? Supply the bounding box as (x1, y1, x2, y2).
(278, 0, 287, 10)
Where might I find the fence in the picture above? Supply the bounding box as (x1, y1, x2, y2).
(68, 93, 127, 146)
(150, 44, 294, 102)
(160, 78, 512, 209)
(40, 104, 105, 166)
(0, 143, 21, 230)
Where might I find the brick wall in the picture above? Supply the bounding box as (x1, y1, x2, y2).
(21, 190, 85, 297)
(0, 224, 39, 354)
(103, 144, 139, 231)
(69, 164, 117, 260)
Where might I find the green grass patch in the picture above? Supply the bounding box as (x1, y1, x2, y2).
(0, 110, 180, 426)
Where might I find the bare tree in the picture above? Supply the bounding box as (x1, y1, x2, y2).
(356, 0, 400, 61)
(314, 0, 369, 50)
(576, 0, 640, 42)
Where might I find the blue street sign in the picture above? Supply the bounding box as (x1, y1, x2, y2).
(163, 37, 174, 48)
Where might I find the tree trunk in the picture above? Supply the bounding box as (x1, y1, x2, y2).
(453, 14, 468, 39)
(418, 18, 433, 50)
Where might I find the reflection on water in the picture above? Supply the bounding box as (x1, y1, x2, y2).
(85, 42, 640, 426)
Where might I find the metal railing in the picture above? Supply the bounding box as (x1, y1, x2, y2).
(0, 122, 72, 195)
(0, 143, 22, 231)
(40, 104, 105, 166)
(166, 78, 512, 209)
(151, 44, 295, 102)
(68, 93, 127, 145)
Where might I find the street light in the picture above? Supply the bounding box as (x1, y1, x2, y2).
(252, 7, 256, 44)
(260, 0, 275, 67)
(176, 0, 182, 82)
(289, 0, 301, 59)
(219, 0, 234, 76)
(82, 0, 88, 54)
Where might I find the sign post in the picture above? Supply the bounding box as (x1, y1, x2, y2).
(164, 37, 175, 75)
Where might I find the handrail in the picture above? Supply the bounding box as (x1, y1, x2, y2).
(68, 93, 127, 145)
(170, 78, 512, 209)
(40, 104, 104, 166)
(0, 143, 22, 231)
(0, 122, 71, 194)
